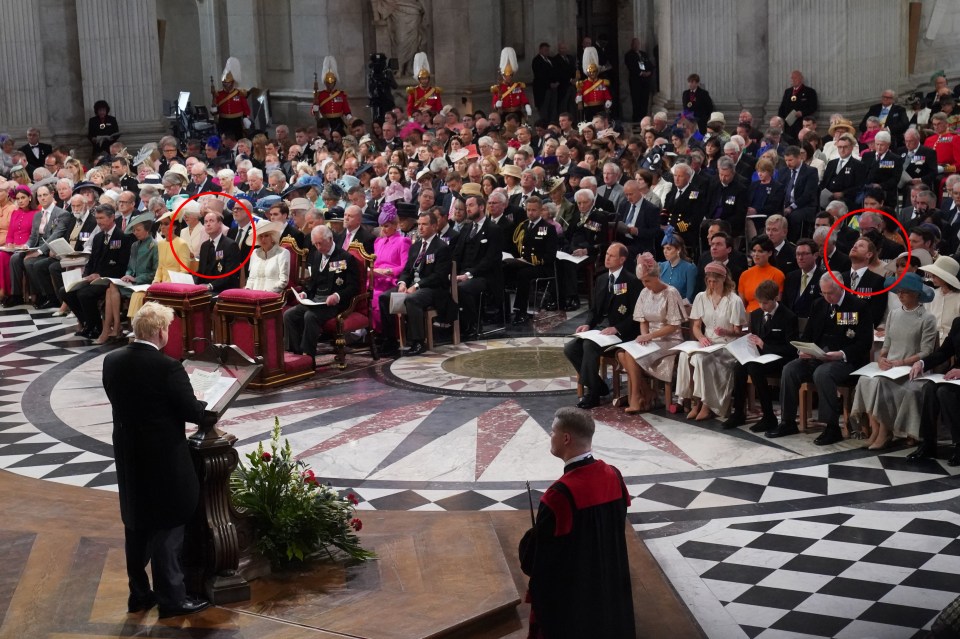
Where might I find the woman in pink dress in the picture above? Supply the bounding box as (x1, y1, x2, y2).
(0, 185, 38, 298)
(370, 202, 411, 331)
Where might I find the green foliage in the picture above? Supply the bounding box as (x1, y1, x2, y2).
(231, 417, 375, 567)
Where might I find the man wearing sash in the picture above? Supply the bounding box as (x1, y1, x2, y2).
(406, 52, 443, 119)
(312, 56, 352, 134)
(210, 57, 251, 140)
(576, 47, 612, 122)
(491, 47, 532, 120)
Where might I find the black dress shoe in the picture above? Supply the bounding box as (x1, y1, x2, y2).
(766, 421, 799, 438)
(562, 297, 581, 311)
(80, 326, 101, 340)
(722, 414, 746, 429)
(814, 425, 843, 446)
(907, 445, 936, 461)
(1, 295, 23, 308)
(511, 311, 529, 326)
(158, 597, 210, 619)
(403, 341, 426, 356)
(544, 300, 558, 311)
(750, 415, 778, 433)
(576, 396, 599, 409)
(949, 452, 960, 467)
(127, 592, 157, 613)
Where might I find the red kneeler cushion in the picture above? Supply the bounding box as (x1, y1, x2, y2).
(147, 282, 209, 296)
(218, 289, 281, 303)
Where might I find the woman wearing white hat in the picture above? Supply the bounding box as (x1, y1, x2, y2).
(920, 256, 960, 343)
(245, 221, 289, 294)
(177, 200, 205, 262)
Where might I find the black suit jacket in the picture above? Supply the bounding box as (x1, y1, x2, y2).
(83, 227, 133, 279)
(707, 176, 748, 235)
(565, 208, 609, 256)
(842, 269, 887, 328)
(588, 269, 642, 340)
(454, 217, 504, 281)
(58, 212, 99, 252)
(782, 267, 823, 318)
(820, 249, 851, 274)
(695, 252, 748, 294)
(772, 241, 798, 275)
(304, 246, 359, 312)
(746, 179, 785, 218)
(859, 104, 909, 143)
(820, 157, 867, 210)
(336, 225, 375, 255)
(103, 342, 206, 530)
(398, 234, 452, 292)
(898, 144, 939, 191)
(19, 142, 52, 171)
(531, 54, 555, 103)
(862, 150, 904, 205)
(923, 316, 960, 372)
(777, 85, 819, 138)
(735, 155, 757, 182)
(186, 178, 222, 197)
(680, 88, 714, 133)
(802, 294, 873, 368)
(196, 235, 241, 293)
(363, 198, 382, 226)
(749, 304, 799, 359)
(616, 197, 661, 256)
(438, 224, 459, 251)
(780, 163, 819, 215)
(664, 184, 709, 241)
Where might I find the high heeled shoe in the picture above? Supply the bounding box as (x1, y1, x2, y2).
(695, 405, 714, 421)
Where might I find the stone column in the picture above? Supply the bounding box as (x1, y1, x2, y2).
(0, 0, 50, 131)
(196, 0, 227, 87)
(75, 0, 166, 147)
(432, 1, 504, 116)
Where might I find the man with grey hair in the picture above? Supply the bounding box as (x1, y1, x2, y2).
(267, 169, 287, 195)
(244, 167, 270, 201)
(578, 175, 616, 214)
(819, 132, 866, 210)
(187, 161, 220, 197)
(599, 162, 625, 210)
(664, 162, 707, 256)
(364, 176, 387, 226)
(708, 156, 748, 237)
(863, 129, 903, 207)
(860, 88, 908, 146)
(283, 224, 360, 359)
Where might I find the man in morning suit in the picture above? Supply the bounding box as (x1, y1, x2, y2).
(195, 211, 241, 295)
(19, 127, 52, 172)
(766, 273, 873, 445)
(564, 243, 641, 409)
(616, 180, 661, 264)
(777, 70, 818, 141)
(779, 146, 820, 240)
(819, 133, 866, 211)
(782, 239, 823, 320)
(510, 197, 558, 324)
(910, 316, 960, 464)
(103, 302, 211, 619)
(378, 211, 452, 357)
(765, 215, 798, 275)
(284, 225, 359, 358)
(337, 204, 375, 254)
(453, 194, 504, 338)
(59, 204, 133, 339)
(724, 280, 799, 432)
(859, 89, 909, 147)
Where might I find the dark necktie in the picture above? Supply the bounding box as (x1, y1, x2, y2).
(469, 223, 479, 239)
(850, 271, 860, 290)
(829, 304, 838, 316)
(414, 239, 428, 266)
(787, 169, 797, 206)
(608, 273, 615, 293)
(626, 202, 637, 227)
(763, 312, 771, 326)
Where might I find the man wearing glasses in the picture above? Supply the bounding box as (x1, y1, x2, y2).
(818, 133, 866, 210)
(859, 89, 909, 147)
(116, 192, 139, 234)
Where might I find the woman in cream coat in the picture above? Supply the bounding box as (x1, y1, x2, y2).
(245, 220, 290, 294)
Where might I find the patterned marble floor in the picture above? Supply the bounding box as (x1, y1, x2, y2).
(2, 303, 959, 638)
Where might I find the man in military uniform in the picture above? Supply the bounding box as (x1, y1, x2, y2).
(663, 162, 708, 258)
(312, 56, 352, 135)
(406, 52, 443, 119)
(508, 197, 558, 325)
(492, 47, 532, 121)
(576, 47, 612, 122)
(777, 70, 818, 141)
(210, 57, 251, 140)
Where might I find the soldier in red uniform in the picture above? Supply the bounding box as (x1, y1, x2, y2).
(211, 57, 251, 140)
(576, 47, 613, 122)
(312, 55, 352, 135)
(491, 47, 532, 121)
(406, 52, 443, 118)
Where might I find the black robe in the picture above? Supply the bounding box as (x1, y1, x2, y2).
(519, 457, 635, 639)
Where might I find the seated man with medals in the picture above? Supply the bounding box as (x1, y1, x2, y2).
(766, 272, 873, 445)
(377, 211, 453, 357)
(508, 196, 559, 325)
(195, 211, 241, 296)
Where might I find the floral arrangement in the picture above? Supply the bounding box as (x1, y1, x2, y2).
(230, 417, 375, 566)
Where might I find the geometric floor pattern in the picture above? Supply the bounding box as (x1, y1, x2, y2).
(3, 302, 960, 637)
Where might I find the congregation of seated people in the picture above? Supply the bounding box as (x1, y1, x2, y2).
(4, 67, 960, 463)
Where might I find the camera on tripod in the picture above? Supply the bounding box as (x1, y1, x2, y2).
(367, 53, 398, 122)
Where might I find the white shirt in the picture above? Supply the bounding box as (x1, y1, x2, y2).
(133, 339, 160, 350)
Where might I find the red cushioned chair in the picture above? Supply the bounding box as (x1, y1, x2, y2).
(279, 236, 308, 307)
(213, 289, 315, 389)
(144, 283, 213, 360)
(318, 243, 379, 369)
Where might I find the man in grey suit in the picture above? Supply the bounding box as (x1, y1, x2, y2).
(5, 183, 67, 308)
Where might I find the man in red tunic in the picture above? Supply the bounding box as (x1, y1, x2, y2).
(211, 57, 251, 140)
(576, 47, 613, 122)
(312, 55, 352, 134)
(519, 407, 635, 639)
(492, 46, 532, 120)
(406, 52, 443, 118)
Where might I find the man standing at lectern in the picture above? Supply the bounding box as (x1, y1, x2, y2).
(103, 302, 211, 619)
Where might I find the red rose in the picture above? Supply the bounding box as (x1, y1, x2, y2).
(350, 518, 363, 531)
(261, 451, 271, 461)
(347, 493, 359, 505)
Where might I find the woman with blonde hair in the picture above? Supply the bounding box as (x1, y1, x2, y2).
(676, 261, 746, 421)
(614, 253, 687, 412)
